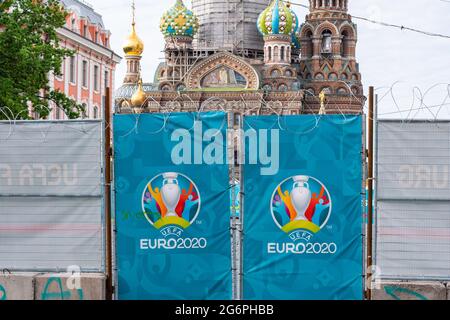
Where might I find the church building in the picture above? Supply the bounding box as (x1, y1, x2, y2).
(115, 0, 364, 116)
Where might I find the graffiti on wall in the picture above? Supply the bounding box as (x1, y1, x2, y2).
(40, 277, 83, 300)
(0, 284, 6, 300)
(384, 286, 428, 300)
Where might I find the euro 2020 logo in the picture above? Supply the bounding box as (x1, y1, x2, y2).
(271, 175, 332, 242)
(142, 172, 201, 238)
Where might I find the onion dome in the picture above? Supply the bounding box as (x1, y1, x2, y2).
(123, 3, 144, 56)
(131, 79, 146, 107)
(160, 0, 199, 38)
(257, 0, 299, 37)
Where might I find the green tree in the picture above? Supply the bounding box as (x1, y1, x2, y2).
(0, 0, 85, 120)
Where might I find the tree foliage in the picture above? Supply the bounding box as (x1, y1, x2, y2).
(0, 0, 85, 120)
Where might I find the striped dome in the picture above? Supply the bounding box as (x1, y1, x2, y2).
(257, 0, 299, 37)
(160, 0, 199, 38)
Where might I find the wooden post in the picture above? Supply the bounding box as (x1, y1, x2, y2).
(366, 86, 374, 300)
(104, 87, 113, 300)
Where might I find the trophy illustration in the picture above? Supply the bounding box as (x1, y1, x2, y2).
(290, 176, 312, 221)
(161, 172, 181, 217)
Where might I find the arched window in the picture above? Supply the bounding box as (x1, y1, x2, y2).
(281, 46, 285, 61)
(274, 46, 279, 61)
(306, 30, 313, 58)
(93, 106, 98, 119)
(321, 87, 332, 94)
(337, 88, 348, 95)
(341, 30, 349, 57)
(278, 84, 288, 92)
(268, 46, 272, 61)
(315, 73, 325, 80)
(271, 69, 280, 77)
(161, 84, 171, 91)
(177, 84, 186, 91)
(321, 30, 332, 54)
(328, 73, 338, 81)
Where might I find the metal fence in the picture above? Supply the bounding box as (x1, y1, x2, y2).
(375, 120, 450, 280)
(0, 120, 104, 272)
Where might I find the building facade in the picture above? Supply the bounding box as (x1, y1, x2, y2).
(115, 0, 364, 116)
(48, 0, 121, 120)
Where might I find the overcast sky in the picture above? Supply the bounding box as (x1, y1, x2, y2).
(89, 0, 450, 118)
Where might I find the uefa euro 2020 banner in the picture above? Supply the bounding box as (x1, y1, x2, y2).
(243, 115, 363, 300)
(113, 112, 231, 300)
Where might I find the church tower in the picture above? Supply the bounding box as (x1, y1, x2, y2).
(257, 0, 301, 92)
(298, 0, 364, 113)
(122, 1, 144, 84)
(158, 0, 199, 91)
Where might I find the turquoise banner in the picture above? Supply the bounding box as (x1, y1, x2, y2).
(113, 112, 231, 300)
(243, 115, 363, 300)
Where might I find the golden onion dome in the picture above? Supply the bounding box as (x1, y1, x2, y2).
(131, 79, 146, 107)
(123, 22, 144, 56)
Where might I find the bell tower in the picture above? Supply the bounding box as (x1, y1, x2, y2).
(122, 1, 144, 84)
(299, 0, 364, 113)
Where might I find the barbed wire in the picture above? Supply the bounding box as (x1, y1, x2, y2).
(372, 82, 450, 122)
(3, 81, 450, 142)
(0, 104, 100, 143)
(289, 1, 450, 40)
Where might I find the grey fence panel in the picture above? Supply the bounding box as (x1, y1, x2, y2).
(0, 120, 104, 272)
(375, 120, 450, 280)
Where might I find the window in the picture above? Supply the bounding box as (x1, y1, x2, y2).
(82, 61, 88, 87)
(341, 30, 349, 57)
(83, 25, 87, 37)
(104, 70, 109, 88)
(94, 65, 99, 91)
(71, 18, 76, 31)
(69, 56, 75, 83)
(93, 106, 98, 119)
(105, 37, 109, 47)
(56, 59, 64, 79)
(274, 46, 279, 61)
(321, 30, 333, 54)
(306, 30, 313, 57)
(95, 31, 98, 43)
